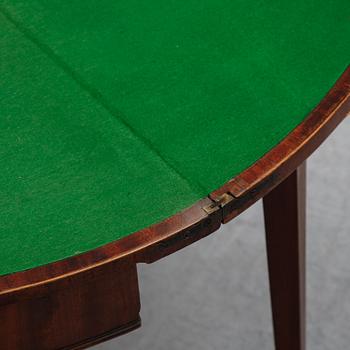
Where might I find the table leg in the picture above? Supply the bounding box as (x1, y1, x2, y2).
(263, 162, 306, 350)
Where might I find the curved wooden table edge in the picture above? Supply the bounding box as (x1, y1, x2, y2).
(0, 66, 349, 299)
(59, 317, 141, 350)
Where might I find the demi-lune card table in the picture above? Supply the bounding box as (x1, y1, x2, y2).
(0, 1, 349, 349)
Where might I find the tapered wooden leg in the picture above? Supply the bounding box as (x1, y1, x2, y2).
(263, 163, 306, 350)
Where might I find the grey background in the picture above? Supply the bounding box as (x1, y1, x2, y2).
(94, 117, 350, 350)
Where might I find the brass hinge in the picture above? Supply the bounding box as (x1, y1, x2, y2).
(202, 193, 235, 214)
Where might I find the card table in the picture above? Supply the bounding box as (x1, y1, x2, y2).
(0, 1, 349, 349)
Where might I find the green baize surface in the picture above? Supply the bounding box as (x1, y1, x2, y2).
(0, 1, 349, 275)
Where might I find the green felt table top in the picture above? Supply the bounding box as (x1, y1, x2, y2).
(0, 1, 349, 276)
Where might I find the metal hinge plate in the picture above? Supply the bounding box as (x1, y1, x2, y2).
(202, 193, 235, 214)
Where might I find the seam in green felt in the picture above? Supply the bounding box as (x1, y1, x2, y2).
(0, 12, 202, 276)
(0, 5, 206, 195)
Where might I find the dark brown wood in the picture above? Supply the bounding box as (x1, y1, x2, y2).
(0, 66, 349, 349)
(263, 163, 306, 350)
(0, 259, 141, 350)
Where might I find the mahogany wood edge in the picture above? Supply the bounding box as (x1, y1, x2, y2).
(0, 66, 349, 300)
(59, 316, 141, 350)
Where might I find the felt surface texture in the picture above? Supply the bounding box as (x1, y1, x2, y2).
(0, 1, 349, 276)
